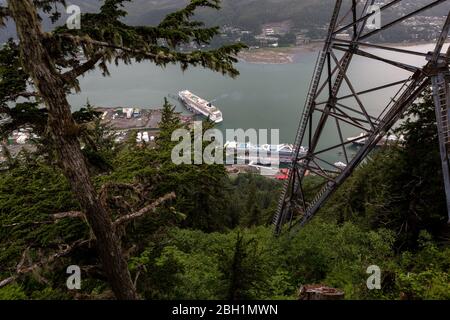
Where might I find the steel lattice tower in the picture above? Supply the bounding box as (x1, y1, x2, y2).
(274, 0, 450, 235)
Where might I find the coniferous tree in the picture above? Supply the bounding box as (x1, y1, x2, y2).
(246, 204, 262, 227)
(221, 232, 268, 300)
(1, 0, 244, 299)
(157, 98, 183, 152)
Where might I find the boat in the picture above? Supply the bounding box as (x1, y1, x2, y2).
(334, 161, 347, 169)
(347, 132, 405, 147)
(224, 141, 308, 164)
(178, 90, 223, 123)
(346, 133, 367, 146)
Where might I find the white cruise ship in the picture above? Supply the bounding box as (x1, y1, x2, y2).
(347, 132, 405, 147)
(178, 90, 223, 123)
(224, 141, 308, 164)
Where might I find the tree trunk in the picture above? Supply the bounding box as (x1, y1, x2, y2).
(7, 0, 138, 300)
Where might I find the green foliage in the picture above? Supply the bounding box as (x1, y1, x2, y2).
(132, 222, 409, 300)
(49, 0, 246, 80)
(323, 92, 448, 249)
(0, 39, 28, 105)
(0, 284, 27, 300)
(0, 160, 86, 277)
(134, 227, 281, 300)
(396, 270, 450, 300)
(103, 100, 232, 232)
(0, 40, 45, 138)
(0, 158, 97, 299)
(76, 103, 117, 173)
(221, 231, 270, 300)
(3, 92, 449, 300)
(0, 71, 448, 301)
(394, 231, 450, 300)
(278, 220, 396, 299)
(157, 98, 183, 150)
(229, 173, 282, 227)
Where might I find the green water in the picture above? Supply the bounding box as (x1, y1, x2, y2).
(68, 44, 438, 163)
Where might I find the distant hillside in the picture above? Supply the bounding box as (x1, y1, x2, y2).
(1, 0, 333, 42)
(70, 0, 450, 30)
(2, 0, 448, 42)
(59, 0, 333, 30)
(120, 0, 333, 31)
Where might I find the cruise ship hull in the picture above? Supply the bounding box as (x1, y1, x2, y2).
(224, 141, 307, 165)
(178, 90, 223, 123)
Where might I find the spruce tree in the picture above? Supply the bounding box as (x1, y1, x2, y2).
(157, 98, 182, 151)
(1, 0, 244, 299)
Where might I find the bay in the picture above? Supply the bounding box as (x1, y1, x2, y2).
(68, 44, 438, 164)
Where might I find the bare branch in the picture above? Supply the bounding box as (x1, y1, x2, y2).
(99, 182, 141, 197)
(113, 192, 176, 228)
(6, 91, 39, 101)
(0, 239, 90, 288)
(0, 276, 16, 288)
(51, 211, 85, 220)
(99, 182, 143, 209)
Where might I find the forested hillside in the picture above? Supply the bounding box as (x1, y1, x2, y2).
(2, 0, 448, 42)
(0, 0, 331, 41)
(119, 0, 332, 31)
(0, 0, 449, 301)
(0, 96, 449, 300)
(68, 0, 450, 30)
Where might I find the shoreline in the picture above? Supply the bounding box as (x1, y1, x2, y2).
(238, 43, 321, 65)
(238, 40, 438, 65)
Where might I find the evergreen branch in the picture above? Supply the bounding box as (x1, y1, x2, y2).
(32, 0, 66, 6)
(158, 0, 220, 29)
(62, 51, 106, 82)
(1, 211, 85, 228)
(0, 6, 10, 22)
(46, 0, 245, 77)
(32, 0, 66, 22)
(113, 192, 176, 228)
(54, 33, 244, 77)
(100, 0, 131, 20)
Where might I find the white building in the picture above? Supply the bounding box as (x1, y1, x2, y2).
(123, 108, 134, 119)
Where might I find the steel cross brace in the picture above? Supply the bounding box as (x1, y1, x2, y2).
(274, 0, 450, 235)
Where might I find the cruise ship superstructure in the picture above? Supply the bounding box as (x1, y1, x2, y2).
(224, 141, 308, 164)
(178, 90, 223, 123)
